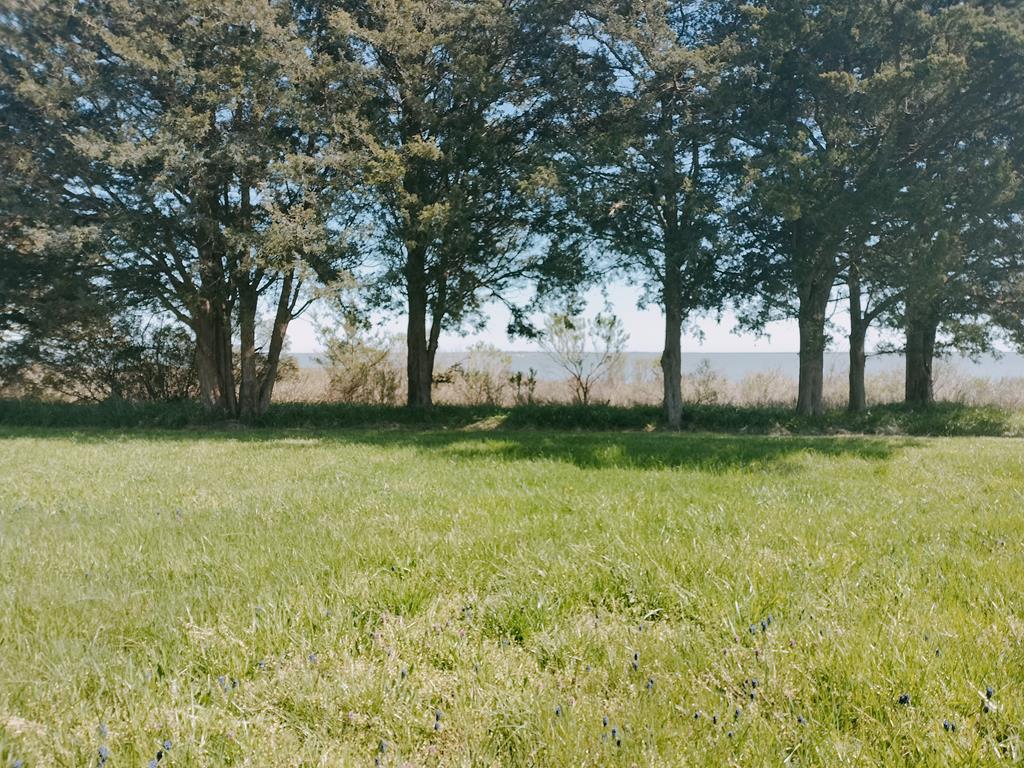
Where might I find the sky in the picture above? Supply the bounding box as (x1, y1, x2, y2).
(286, 279, 880, 355)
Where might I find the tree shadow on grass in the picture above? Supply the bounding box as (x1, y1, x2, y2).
(326, 430, 910, 472)
(0, 424, 914, 473)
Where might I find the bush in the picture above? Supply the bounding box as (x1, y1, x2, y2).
(19, 315, 199, 402)
(322, 324, 403, 405)
(442, 343, 512, 406)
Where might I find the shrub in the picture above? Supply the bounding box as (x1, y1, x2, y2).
(442, 343, 512, 406)
(323, 325, 403, 405)
(19, 314, 199, 402)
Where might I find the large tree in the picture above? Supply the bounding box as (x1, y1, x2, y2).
(885, 143, 1023, 404)
(552, 1, 743, 428)
(853, 2, 1024, 405)
(3, 0, 356, 417)
(0, 15, 104, 386)
(328, 0, 560, 408)
(734, 0, 1023, 415)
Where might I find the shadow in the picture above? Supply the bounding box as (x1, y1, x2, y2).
(318, 430, 909, 471)
(0, 423, 913, 473)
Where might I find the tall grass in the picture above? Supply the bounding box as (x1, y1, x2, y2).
(273, 357, 1024, 411)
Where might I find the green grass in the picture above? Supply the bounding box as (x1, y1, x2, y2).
(1, 427, 1023, 766)
(3, 398, 1024, 436)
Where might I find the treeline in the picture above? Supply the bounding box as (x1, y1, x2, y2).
(2, 1, 1023, 425)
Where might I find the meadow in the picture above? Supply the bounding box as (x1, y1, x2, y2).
(1, 423, 1023, 766)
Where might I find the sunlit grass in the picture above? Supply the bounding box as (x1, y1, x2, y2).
(1, 428, 1022, 766)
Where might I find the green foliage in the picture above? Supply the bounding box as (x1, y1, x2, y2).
(2, 0, 1024, 416)
(1, 0, 359, 416)
(553, 0, 742, 308)
(24, 315, 199, 403)
(327, 0, 565, 404)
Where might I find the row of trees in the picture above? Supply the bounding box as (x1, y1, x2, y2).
(2, 0, 1023, 424)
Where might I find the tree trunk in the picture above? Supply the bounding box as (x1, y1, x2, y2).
(193, 314, 222, 412)
(192, 301, 236, 414)
(905, 301, 938, 406)
(796, 276, 832, 417)
(661, 262, 684, 430)
(847, 266, 868, 413)
(193, 219, 236, 415)
(406, 251, 434, 408)
(215, 307, 237, 415)
(257, 269, 296, 416)
(237, 283, 260, 421)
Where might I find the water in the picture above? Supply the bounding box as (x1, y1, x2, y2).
(291, 350, 1024, 381)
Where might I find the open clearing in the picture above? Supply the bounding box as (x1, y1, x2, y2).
(0, 428, 1022, 766)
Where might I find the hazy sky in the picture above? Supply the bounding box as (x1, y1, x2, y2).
(287, 279, 890, 354)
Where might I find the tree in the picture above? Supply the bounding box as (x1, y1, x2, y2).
(0, 13, 104, 387)
(888, 145, 1022, 404)
(328, 0, 561, 408)
(3, 0, 357, 417)
(550, 1, 742, 428)
(539, 311, 627, 405)
(733, 0, 1023, 415)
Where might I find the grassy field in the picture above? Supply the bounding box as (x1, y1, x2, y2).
(1, 426, 1022, 766)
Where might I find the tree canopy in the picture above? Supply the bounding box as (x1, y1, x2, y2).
(2, 0, 1022, 417)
